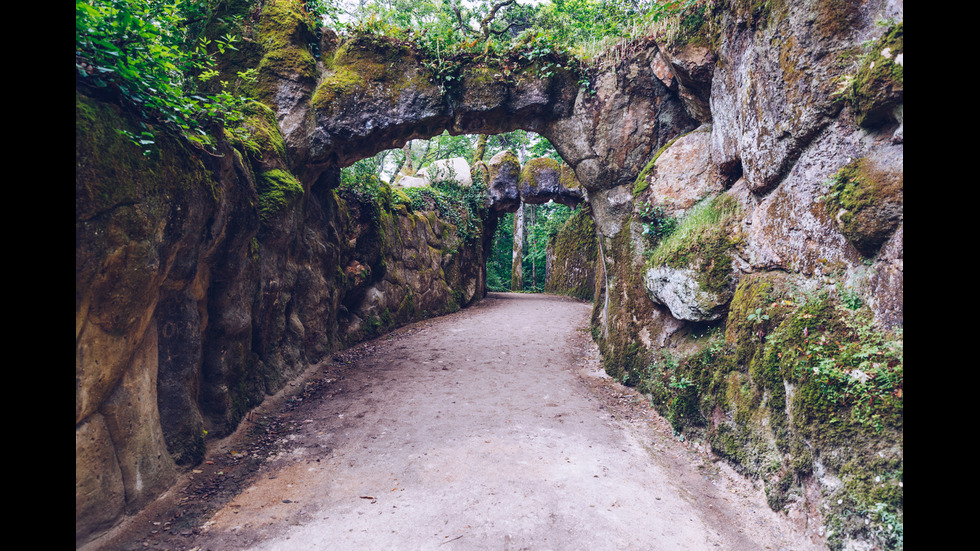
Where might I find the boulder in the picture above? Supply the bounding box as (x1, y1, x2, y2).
(654, 43, 716, 123)
(519, 157, 562, 204)
(555, 164, 585, 207)
(634, 124, 725, 217)
(418, 157, 472, 187)
(643, 266, 730, 322)
(486, 150, 521, 213)
(396, 175, 428, 188)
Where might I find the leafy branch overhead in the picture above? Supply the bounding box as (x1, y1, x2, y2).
(75, 0, 267, 155)
(450, 0, 518, 44)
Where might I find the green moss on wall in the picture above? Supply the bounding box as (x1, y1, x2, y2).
(225, 100, 289, 164)
(520, 157, 560, 189)
(312, 33, 433, 112)
(545, 207, 598, 300)
(648, 194, 742, 296)
(847, 22, 904, 128)
(252, 0, 318, 104)
(614, 266, 902, 548)
(823, 156, 903, 256)
(257, 169, 304, 224)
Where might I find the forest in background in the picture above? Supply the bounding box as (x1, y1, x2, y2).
(342, 128, 581, 293)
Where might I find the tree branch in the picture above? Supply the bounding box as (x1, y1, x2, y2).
(478, 0, 517, 40)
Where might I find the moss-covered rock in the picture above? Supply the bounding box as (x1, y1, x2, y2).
(642, 194, 742, 320)
(254, 0, 318, 98)
(312, 33, 431, 112)
(76, 89, 230, 544)
(257, 168, 304, 224)
(823, 156, 903, 257)
(849, 23, 903, 128)
(622, 266, 904, 549)
(519, 157, 561, 204)
(487, 150, 522, 213)
(545, 207, 598, 300)
(225, 100, 289, 165)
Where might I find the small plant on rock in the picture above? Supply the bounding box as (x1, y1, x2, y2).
(637, 201, 678, 241)
(746, 307, 770, 341)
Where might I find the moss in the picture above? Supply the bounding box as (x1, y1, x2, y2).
(520, 157, 560, 192)
(313, 65, 368, 108)
(257, 169, 304, 224)
(396, 290, 417, 321)
(76, 91, 220, 333)
(253, 0, 318, 102)
(849, 23, 904, 127)
(648, 194, 742, 295)
(632, 134, 682, 195)
(671, 270, 902, 547)
(823, 157, 903, 256)
(460, 65, 509, 106)
(592, 217, 668, 388)
(312, 33, 431, 111)
(225, 100, 288, 164)
(602, 340, 648, 385)
(76, 92, 216, 215)
(558, 163, 581, 191)
(545, 207, 598, 300)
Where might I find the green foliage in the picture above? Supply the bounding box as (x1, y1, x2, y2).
(402, 181, 488, 244)
(337, 170, 392, 226)
(415, 132, 480, 170)
(304, 0, 344, 26)
(746, 307, 770, 340)
(782, 299, 903, 433)
(637, 201, 678, 241)
(341, 154, 389, 188)
(634, 348, 708, 434)
(532, 0, 698, 59)
(75, 0, 257, 154)
(524, 203, 579, 292)
(487, 202, 579, 293)
(332, 0, 686, 91)
(486, 211, 515, 292)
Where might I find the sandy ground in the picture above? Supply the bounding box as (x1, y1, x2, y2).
(89, 292, 826, 551)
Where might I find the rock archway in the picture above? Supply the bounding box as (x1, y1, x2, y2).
(265, 31, 698, 213)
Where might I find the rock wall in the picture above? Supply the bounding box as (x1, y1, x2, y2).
(545, 207, 599, 301)
(75, 88, 486, 545)
(566, 3, 904, 549)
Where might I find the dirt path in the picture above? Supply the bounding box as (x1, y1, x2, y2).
(93, 292, 826, 551)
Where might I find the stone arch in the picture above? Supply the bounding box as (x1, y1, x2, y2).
(270, 33, 697, 217)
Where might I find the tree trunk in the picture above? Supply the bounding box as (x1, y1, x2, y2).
(511, 205, 524, 292)
(527, 205, 536, 291)
(472, 134, 488, 183)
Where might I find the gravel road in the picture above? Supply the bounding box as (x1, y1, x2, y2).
(93, 292, 825, 551)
